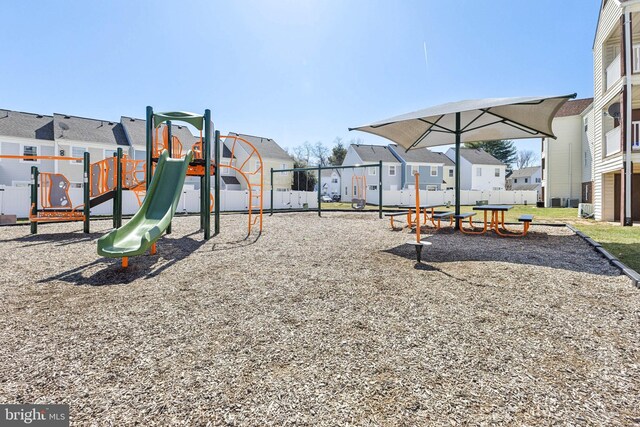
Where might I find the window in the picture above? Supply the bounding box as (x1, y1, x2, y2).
(634, 44, 640, 73)
(448, 169, 453, 177)
(514, 178, 518, 183)
(71, 147, 86, 164)
(535, 178, 541, 183)
(345, 186, 348, 194)
(476, 168, 482, 177)
(430, 167, 438, 177)
(368, 167, 376, 176)
(22, 145, 38, 162)
(276, 188, 288, 192)
(584, 116, 589, 132)
(494, 168, 500, 177)
(331, 178, 338, 183)
(70, 182, 82, 189)
(389, 165, 396, 176)
(584, 151, 588, 166)
(524, 178, 529, 183)
(426, 185, 437, 191)
(281, 163, 288, 175)
(12, 181, 31, 187)
(368, 185, 377, 191)
(410, 165, 418, 175)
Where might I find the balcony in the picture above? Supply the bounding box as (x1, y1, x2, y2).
(606, 54, 621, 91)
(605, 126, 621, 156)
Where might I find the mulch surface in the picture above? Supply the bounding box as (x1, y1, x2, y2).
(0, 212, 638, 425)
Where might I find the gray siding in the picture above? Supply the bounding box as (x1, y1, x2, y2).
(0, 141, 54, 186)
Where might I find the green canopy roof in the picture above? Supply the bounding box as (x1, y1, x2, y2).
(153, 111, 205, 130)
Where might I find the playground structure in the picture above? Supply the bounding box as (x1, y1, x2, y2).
(97, 106, 264, 267)
(270, 162, 383, 217)
(0, 152, 143, 234)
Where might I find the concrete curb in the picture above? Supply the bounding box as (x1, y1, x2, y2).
(566, 224, 640, 288)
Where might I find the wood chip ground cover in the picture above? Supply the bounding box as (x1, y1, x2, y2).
(0, 213, 638, 425)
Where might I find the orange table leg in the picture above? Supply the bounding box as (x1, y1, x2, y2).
(150, 243, 157, 255)
(407, 208, 414, 228)
(122, 257, 128, 268)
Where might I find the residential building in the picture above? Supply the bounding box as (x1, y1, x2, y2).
(0, 109, 55, 187)
(53, 114, 131, 186)
(224, 132, 293, 192)
(388, 145, 456, 190)
(507, 166, 542, 198)
(444, 148, 506, 191)
(120, 116, 201, 188)
(591, 0, 640, 223)
(541, 98, 593, 207)
(320, 168, 341, 196)
(120, 116, 196, 161)
(341, 144, 401, 201)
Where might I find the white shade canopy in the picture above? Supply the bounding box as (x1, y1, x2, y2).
(349, 94, 576, 150)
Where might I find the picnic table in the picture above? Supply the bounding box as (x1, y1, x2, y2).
(462, 204, 532, 237)
(388, 204, 451, 229)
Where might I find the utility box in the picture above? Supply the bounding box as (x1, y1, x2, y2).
(551, 198, 561, 207)
(0, 215, 17, 225)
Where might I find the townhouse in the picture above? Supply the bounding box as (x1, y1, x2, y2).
(444, 148, 506, 191)
(507, 166, 542, 198)
(388, 145, 455, 190)
(0, 109, 55, 187)
(340, 144, 401, 201)
(224, 132, 294, 192)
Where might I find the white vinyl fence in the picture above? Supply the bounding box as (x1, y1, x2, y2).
(0, 185, 318, 218)
(367, 189, 538, 207)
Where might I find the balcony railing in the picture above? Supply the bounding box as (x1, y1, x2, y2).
(606, 54, 621, 90)
(605, 126, 621, 156)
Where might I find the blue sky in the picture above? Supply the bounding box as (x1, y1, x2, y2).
(2, 0, 598, 156)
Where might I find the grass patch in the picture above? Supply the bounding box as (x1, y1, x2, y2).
(573, 223, 640, 272)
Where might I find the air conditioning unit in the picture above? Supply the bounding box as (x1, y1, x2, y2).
(551, 197, 561, 207)
(578, 203, 594, 218)
(569, 198, 580, 208)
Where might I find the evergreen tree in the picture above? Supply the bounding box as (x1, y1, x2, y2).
(464, 140, 517, 172)
(328, 137, 347, 166)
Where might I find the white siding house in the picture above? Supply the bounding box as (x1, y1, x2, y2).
(341, 144, 401, 202)
(591, 0, 640, 223)
(541, 98, 593, 207)
(508, 166, 542, 199)
(320, 169, 341, 196)
(445, 148, 506, 191)
(224, 133, 294, 192)
(0, 109, 55, 187)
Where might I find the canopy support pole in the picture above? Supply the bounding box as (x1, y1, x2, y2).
(454, 112, 461, 231)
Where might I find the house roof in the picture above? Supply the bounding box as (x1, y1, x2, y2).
(320, 168, 342, 178)
(226, 132, 292, 161)
(391, 146, 455, 165)
(350, 144, 399, 163)
(221, 175, 241, 185)
(120, 116, 196, 148)
(554, 98, 593, 118)
(509, 166, 541, 179)
(512, 183, 540, 191)
(457, 148, 505, 166)
(0, 109, 54, 141)
(54, 113, 129, 146)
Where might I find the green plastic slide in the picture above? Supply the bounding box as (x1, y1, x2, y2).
(97, 150, 193, 259)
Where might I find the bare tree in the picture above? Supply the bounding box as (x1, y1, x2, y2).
(312, 141, 330, 166)
(515, 149, 538, 169)
(293, 141, 313, 165)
